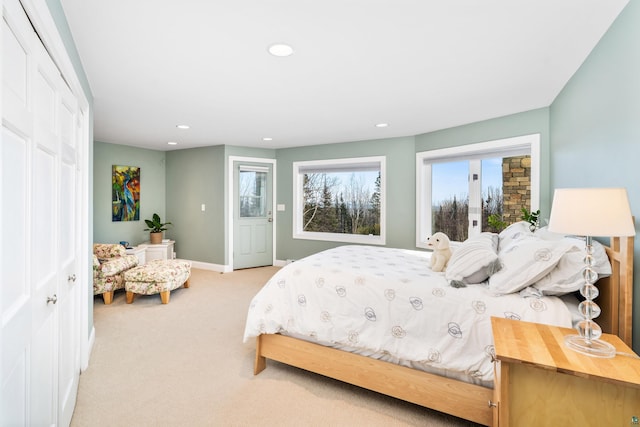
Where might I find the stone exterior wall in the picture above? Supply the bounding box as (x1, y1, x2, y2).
(502, 155, 531, 224)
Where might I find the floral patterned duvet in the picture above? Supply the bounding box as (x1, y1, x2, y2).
(244, 245, 573, 386)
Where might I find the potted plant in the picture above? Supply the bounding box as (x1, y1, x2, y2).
(144, 213, 171, 244)
(521, 207, 541, 231)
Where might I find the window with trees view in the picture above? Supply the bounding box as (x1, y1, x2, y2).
(416, 134, 540, 247)
(293, 157, 385, 244)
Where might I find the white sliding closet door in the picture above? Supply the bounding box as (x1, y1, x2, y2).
(1, 0, 82, 425)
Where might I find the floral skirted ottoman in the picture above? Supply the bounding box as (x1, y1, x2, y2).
(124, 259, 191, 304)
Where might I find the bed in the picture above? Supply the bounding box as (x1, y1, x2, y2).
(244, 223, 634, 426)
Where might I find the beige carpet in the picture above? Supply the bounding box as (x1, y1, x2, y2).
(71, 267, 481, 427)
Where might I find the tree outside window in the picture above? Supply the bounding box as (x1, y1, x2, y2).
(303, 171, 381, 236)
(293, 157, 385, 245)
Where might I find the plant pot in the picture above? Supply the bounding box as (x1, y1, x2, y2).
(150, 232, 163, 244)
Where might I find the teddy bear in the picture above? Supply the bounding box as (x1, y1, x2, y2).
(426, 232, 452, 272)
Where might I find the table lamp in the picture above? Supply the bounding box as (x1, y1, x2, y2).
(547, 188, 635, 358)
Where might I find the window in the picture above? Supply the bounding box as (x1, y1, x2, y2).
(416, 134, 540, 247)
(239, 166, 268, 217)
(293, 156, 385, 244)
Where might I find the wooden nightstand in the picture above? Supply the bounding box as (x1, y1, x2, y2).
(491, 317, 640, 427)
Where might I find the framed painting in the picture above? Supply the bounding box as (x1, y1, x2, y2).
(112, 165, 140, 221)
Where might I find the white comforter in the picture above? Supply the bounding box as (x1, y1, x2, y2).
(244, 245, 572, 384)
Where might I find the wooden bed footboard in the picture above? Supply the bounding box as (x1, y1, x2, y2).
(255, 333, 494, 426)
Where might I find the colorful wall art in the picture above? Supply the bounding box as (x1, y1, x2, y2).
(112, 165, 140, 221)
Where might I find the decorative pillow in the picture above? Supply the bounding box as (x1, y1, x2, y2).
(497, 221, 534, 252)
(445, 233, 501, 287)
(488, 237, 576, 296)
(533, 237, 612, 295)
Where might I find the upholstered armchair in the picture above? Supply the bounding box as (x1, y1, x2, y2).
(93, 243, 139, 304)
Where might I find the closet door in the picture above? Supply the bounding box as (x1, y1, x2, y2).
(1, 0, 81, 425)
(2, 1, 42, 423)
(31, 24, 64, 427)
(57, 83, 81, 427)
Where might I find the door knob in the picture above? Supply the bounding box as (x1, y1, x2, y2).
(68, 274, 77, 282)
(47, 294, 58, 304)
(268, 218, 273, 222)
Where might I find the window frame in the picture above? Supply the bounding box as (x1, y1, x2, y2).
(293, 156, 386, 245)
(415, 134, 540, 248)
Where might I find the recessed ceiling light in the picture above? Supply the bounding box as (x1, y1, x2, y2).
(268, 43, 294, 57)
(168, 141, 178, 145)
(263, 137, 273, 141)
(375, 123, 389, 128)
(176, 124, 190, 130)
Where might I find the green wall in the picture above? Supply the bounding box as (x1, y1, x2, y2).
(165, 146, 225, 264)
(93, 142, 166, 246)
(274, 136, 416, 261)
(550, 0, 640, 350)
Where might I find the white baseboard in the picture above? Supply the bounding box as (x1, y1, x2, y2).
(188, 259, 286, 271)
(188, 260, 231, 273)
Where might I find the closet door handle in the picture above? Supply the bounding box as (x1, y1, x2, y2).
(68, 274, 77, 282)
(47, 294, 58, 305)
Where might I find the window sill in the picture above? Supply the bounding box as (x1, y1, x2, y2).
(294, 232, 385, 246)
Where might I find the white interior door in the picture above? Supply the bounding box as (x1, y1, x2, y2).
(1, 0, 82, 425)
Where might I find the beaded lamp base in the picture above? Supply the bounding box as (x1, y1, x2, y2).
(564, 334, 616, 358)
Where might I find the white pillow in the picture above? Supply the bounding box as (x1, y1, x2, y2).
(489, 237, 576, 296)
(533, 237, 612, 295)
(445, 233, 501, 287)
(498, 221, 534, 252)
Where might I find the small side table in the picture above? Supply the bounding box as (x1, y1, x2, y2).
(125, 246, 146, 266)
(139, 240, 175, 262)
(492, 317, 640, 427)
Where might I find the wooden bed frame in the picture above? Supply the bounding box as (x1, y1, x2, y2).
(253, 235, 634, 426)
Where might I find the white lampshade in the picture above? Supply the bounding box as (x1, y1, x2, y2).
(548, 188, 635, 237)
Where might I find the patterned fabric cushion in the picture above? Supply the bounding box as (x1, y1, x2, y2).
(93, 244, 139, 296)
(99, 255, 138, 276)
(124, 260, 191, 295)
(94, 274, 125, 294)
(93, 243, 126, 260)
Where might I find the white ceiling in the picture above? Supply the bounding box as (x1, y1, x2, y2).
(60, 0, 628, 151)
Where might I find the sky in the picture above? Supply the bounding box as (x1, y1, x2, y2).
(432, 158, 502, 204)
(328, 171, 379, 196)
